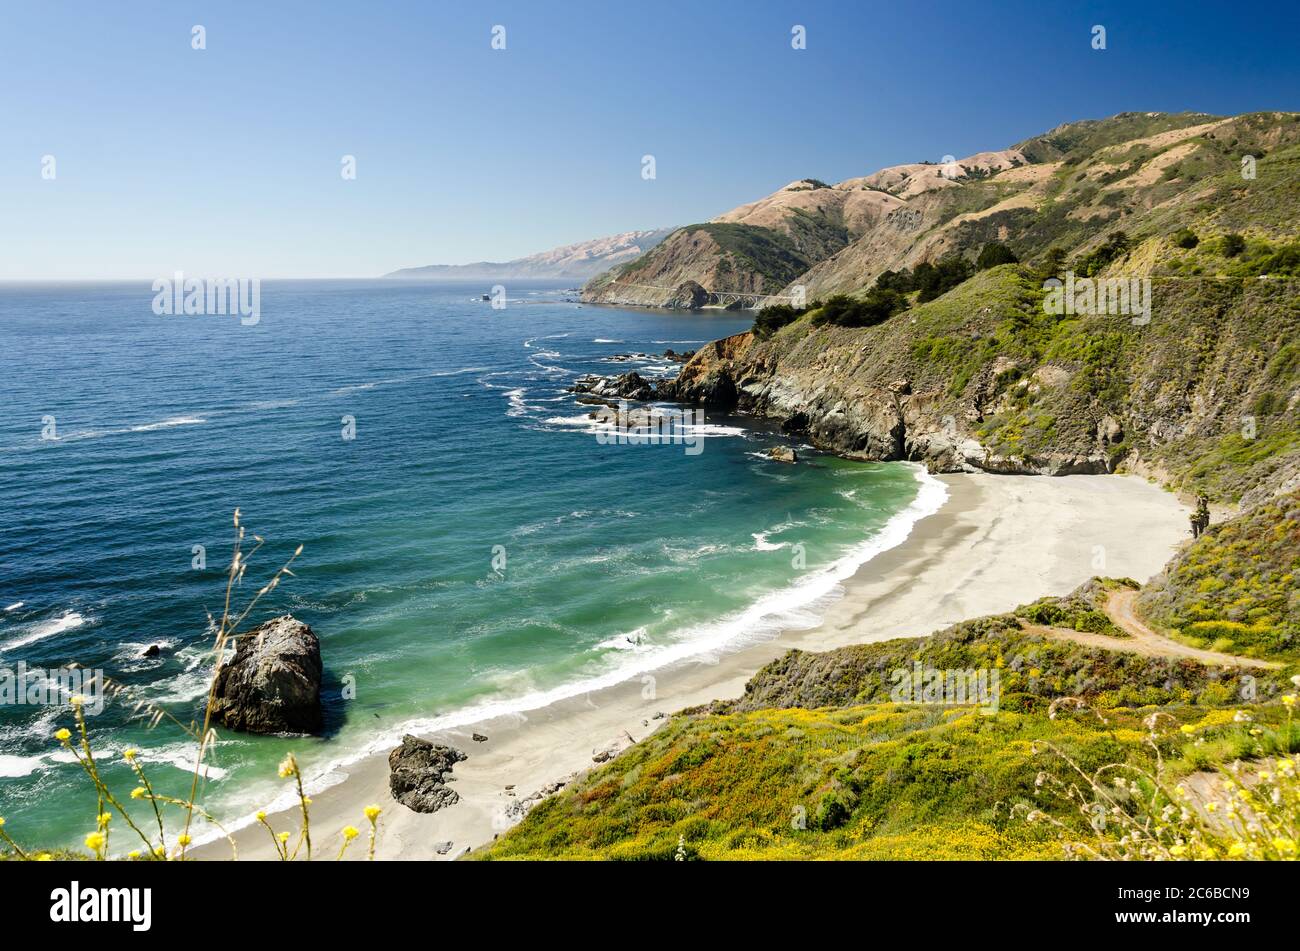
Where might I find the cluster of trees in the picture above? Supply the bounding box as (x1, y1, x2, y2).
(752, 241, 1022, 334)
(810, 288, 907, 328)
(876, 241, 1017, 302)
(752, 302, 810, 338)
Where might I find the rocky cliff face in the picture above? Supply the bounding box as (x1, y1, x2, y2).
(647, 254, 1300, 490)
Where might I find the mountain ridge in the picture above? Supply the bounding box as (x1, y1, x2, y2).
(384, 227, 676, 281)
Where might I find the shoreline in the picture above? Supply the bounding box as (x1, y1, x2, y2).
(195, 471, 1189, 861)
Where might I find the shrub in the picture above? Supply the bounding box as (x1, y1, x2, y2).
(976, 242, 1019, 270)
(915, 254, 974, 302)
(752, 303, 808, 338)
(811, 289, 906, 328)
(1172, 227, 1200, 249)
(1220, 232, 1247, 257)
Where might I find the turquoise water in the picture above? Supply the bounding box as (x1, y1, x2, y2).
(0, 280, 939, 850)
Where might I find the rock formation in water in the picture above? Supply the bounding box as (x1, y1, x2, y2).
(210, 615, 323, 735)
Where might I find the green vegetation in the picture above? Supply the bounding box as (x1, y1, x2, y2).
(480, 586, 1300, 860)
(976, 241, 1019, 269)
(681, 223, 813, 290)
(1140, 489, 1300, 659)
(809, 289, 906, 328)
(1074, 231, 1131, 277)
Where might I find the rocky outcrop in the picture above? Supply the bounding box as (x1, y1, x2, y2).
(210, 616, 323, 734)
(388, 735, 468, 813)
(665, 281, 710, 310)
(571, 370, 659, 401)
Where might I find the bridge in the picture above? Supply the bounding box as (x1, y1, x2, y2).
(604, 280, 796, 310)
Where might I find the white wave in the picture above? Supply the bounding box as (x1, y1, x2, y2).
(331, 381, 382, 395)
(0, 753, 49, 778)
(56, 416, 207, 442)
(594, 627, 651, 652)
(3, 602, 22, 612)
(751, 531, 786, 552)
(146, 668, 213, 705)
(131, 416, 206, 433)
(543, 414, 607, 428)
(679, 423, 747, 438)
(0, 611, 88, 652)
(149, 741, 228, 780)
(592, 338, 623, 344)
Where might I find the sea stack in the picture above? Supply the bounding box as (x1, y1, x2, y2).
(210, 615, 323, 734)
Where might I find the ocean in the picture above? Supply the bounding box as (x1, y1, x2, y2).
(0, 279, 942, 850)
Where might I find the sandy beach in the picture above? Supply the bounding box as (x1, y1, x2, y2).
(196, 471, 1190, 861)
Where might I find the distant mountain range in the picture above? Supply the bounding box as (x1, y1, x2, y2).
(383, 228, 676, 281)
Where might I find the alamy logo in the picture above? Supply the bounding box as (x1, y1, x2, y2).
(591, 401, 707, 455)
(889, 663, 1000, 715)
(0, 664, 105, 714)
(1043, 272, 1151, 326)
(151, 272, 261, 325)
(50, 882, 152, 931)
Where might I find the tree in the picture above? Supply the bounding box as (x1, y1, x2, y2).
(976, 241, 1019, 270)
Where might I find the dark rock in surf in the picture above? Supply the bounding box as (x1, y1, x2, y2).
(210, 615, 322, 735)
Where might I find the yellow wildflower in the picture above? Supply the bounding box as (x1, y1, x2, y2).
(54, 728, 71, 742)
(1273, 837, 1297, 855)
(128, 850, 142, 860)
(177, 834, 192, 847)
(255, 810, 267, 822)
(342, 825, 360, 841)
(130, 787, 147, 800)
(123, 749, 139, 761)
(84, 832, 105, 851)
(1228, 842, 1248, 857)
(363, 805, 382, 822)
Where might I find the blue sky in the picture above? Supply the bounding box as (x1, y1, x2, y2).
(2, 0, 1297, 279)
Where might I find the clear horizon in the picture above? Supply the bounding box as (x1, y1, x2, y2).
(3, 0, 1299, 280)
